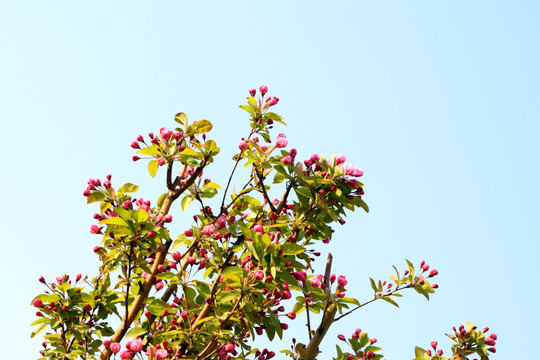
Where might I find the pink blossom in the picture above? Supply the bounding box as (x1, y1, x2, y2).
(282, 156, 292, 165)
(275, 134, 288, 148)
(340, 163, 364, 177)
(160, 127, 172, 141)
(90, 225, 102, 234)
(238, 141, 249, 151)
(336, 154, 346, 164)
(130, 338, 143, 352)
(156, 349, 168, 359)
(259, 85, 268, 96)
(337, 275, 348, 287)
(172, 131, 182, 141)
(120, 350, 133, 359)
(253, 269, 265, 281)
(287, 311, 296, 320)
(310, 153, 320, 162)
(216, 215, 227, 229)
(202, 224, 215, 236)
(171, 251, 181, 262)
(293, 271, 307, 283)
(110, 342, 121, 354)
(310, 277, 322, 288)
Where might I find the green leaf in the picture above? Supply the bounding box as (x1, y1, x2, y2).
(414, 346, 430, 360)
(247, 96, 257, 107)
(181, 195, 193, 212)
(87, 191, 106, 204)
(381, 295, 399, 307)
(295, 187, 312, 199)
(125, 327, 146, 338)
(171, 234, 189, 251)
(239, 105, 255, 114)
(175, 112, 188, 127)
(118, 183, 139, 194)
(138, 145, 161, 156)
(156, 272, 177, 281)
(101, 217, 128, 226)
(31, 321, 49, 338)
(192, 120, 213, 134)
(148, 160, 158, 178)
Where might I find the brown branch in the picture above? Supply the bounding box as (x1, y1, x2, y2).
(303, 253, 336, 360)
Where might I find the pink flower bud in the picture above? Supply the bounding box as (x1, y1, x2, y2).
(155, 281, 164, 290)
(336, 291, 346, 298)
(110, 342, 121, 354)
(346, 355, 354, 360)
(216, 215, 227, 229)
(293, 271, 307, 283)
(90, 225, 102, 234)
(163, 214, 173, 223)
(253, 224, 264, 233)
(422, 264, 430, 271)
(253, 269, 265, 281)
(76, 274, 82, 282)
(336, 154, 347, 164)
(202, 224, 215, 236)
(130, 141, 140, 149)
(33, 299, 43, 308)
(184, 228, 193, 236)
(310, 277, 322, 288)
(39, 276, 45, 283)
(275, 134, 288, 148)
(337, 334, 345, 341)
(483, 327, 489, 333)
(267, 97, 278, 106)
(487, 347, 496, 353)
(172, 131, 182, 141)
(136, 135, 144, 142)
(157, 158, 166, 166)
(249, 89, 256, 96)
(130, 338, 143, 352)
(238, 141, 249, 151)
(160, 127, 172, 141)
(337, 275, 348, 287)
(280, 323, 288, 330)
(156, 349, 168, 359)
(370, 338, 377, 344)
(489, 333, 498, 340)
(428, 269, 438, 277)
(132, 156, 140, 161)
(431, 341, 437, 349)
(119, 350, 132, 359)
(282, 156, 292, 165)
(187, 256, 197, 265)
(172, 251, 181, 262)
(436, 349, 443, 356)
(259, 85, 268, 96)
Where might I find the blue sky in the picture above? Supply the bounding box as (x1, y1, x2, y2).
(1, 1, 538, 358)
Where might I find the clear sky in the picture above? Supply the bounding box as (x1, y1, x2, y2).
(1, 1, 538, 359)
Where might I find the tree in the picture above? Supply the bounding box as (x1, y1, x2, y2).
(31, 86, 497, 360)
